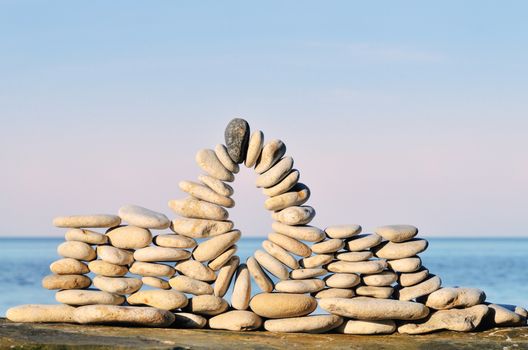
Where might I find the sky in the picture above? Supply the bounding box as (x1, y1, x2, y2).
(0, 1, 527, 237)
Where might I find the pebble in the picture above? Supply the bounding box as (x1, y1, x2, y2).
(56, 290, 125, 305)
(325, 273, 361, 288)
(337, 319, 396, 335)
(489, 304, 525, 326)
(346, 234, 382, 251)
(267, 232, 311, 257)
(214, 256, 240, 297)
(387, 257, 422, 273)
(327, 260, 388, 274)
(215, 144, 240, 173)
(168, 197, 228, 221)
(356, 286, 394, 299)
(423, 287, 485, 310)
(262, 169, 300, 197)
(171, 218, 233, 238)
(57, 241, 96, 261)
(117, 205, 170, 229)
(209, 310, 262, 331)
(319, 297, 429, 320)
(290, 268, 327, 280)
(129, 261, 175, 278)
(275, 279, 325, 293)
(50, 258, 89, 275)
(53, 215, 121, 228)
(65, 228, 108, 245)
(175, 259, 216, 281)
(195, 149, 234, 182)
(255, 139, 286, 174)
(173, 312, 207, 329)
(375, 225, 418, 243)
(224, 118, 250, 164)
(106, 226, 152, 249)
(97, 245, 134, 265)
(314, 288, 356, 299)
(73, 305, 175, 327)
(311, 239, 344, 254)
(300, 254, 333, 268)
(127, 290, 188, 310)
(6, 304, 76, 323)
(169, 275, 213, 295)
(325, 225, 362, 239)
(264, 183, 310, 211)
(198, 174, 234, 197)
(256, 157, 294, 188)
(398, 275, 441, 301)
(245, 130, 264, 167)
(398, 305, 489, 334)
(185, 295, 229, 316)
(399, 268, 429, 287)
(271, 205, 315, 225)
(246, 256, 274, 293)
(179, 181, 234, 208)
(336, 251, 373, 262)
(254, 249, 289, 280)
(264, 315, 343, 333)
(271, 222, 325, 242)
(141, 276, 170, 290)
(231, 264, 251, 310)
(362, 271, 398, 287)
(93, 276, 142, 295)
(374, 239, 428, 259)
(249, 293, 317, 318)
(153, 234, 196, 249)
(193, 230, 241, 262)
(89, 260, 129, 277)
(262, 240, 299, 269)
(134, 246, 191, 262)
(42, 274, 91, 290)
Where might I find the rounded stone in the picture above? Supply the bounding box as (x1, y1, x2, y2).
(388, 256, 422, 273)
(175, 259, 216, 281)
(141, 276, 170, 290)
(92, 276, 142, 295)
(195, 149, 234, 182)
(311, 239, 344, 254)
(300, 254, 333, 268)
(224, 118, 250, 164)
(423, 287, 486, 310)
(117, 205, 170, 230)
(255, 139, 286, 174)
(173, 312, 207, 329)
(336, 251, 373, 262)
(214, 256, 240, 297)
(53, 215, 121, 229)
(179, 181, 234, 208)
(313, 288, 356, 299)
(399, 268, 429, 287)
(346, 234, 382, 251)
(42, 274, 91, 290)
(168, 197, 228, 221)
(6, 304, 76, 323)
(171, 218, 233, 238)
(256, 157, 293, 188)
(89, 260, 129, 277)
(271, 206, 315, 225)
(169, 275, 213, 295)
(275, 279, 325, 293)
(374, 239, 428, 260)
(185, 295, 229, 316)
(264, 315, 343, 333)
(193, 230, 241, 262)
(374, 225, 418, 243)
(215, 144, 240, 173)
(264, 183, 310, 211)
(337, 319, 396, 335)
(325, 273, 361, 288)
(325, 225, 362, 239)
(246, 256, 274, 293)
(73, 305, 175, 327)
(290, 268, 327, 280)
(56, 290, 125, 305)
(65, 229, 108, 245)
(249, 293, 317, 319)
(327, 260, 388, 274)
(153, 234, 196, 249)
(57, 241, 96, 261)
(97, 245, 134, 265)
(106, 226, 152, 249)
(134, 246, 191, 262)
(245, 130, 264, 168)
(271, 221, 325, 242)
(262, 240, 299, 269)
(50, 258, 89, 275)
(489, 304, 525, 326)
(254, 250, 289, 280)
(319, 297, 430, 320)
(267, 232, 311, 257)
(209, 310, 262, 331)
(127, 290, 188, 310)
(231, 264, 251, 310)
(362, 271, 398, 287)
(129, 261, 175, 278)
(208, 244, 237, 270)
(262, 169, 300, 197)
(356, 286, 394, 299)
(198, 175, 234, 197)
(398, 275, 441, 301)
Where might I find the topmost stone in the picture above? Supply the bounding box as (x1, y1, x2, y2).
(53, 215, 121, 228)
(374, 225, 418, 243)
(118, 205, 170, 229)
(224, 118, 250, 164)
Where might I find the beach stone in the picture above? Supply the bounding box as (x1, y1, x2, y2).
(311, 239, 344, 254)
(224, 118, 250, 164)
(179, 181, 234, 208)
(245, 130, 264, 167)
(374, 239, 428, 260)
(327, 260, 387, 274)
(271, 206, 315, 225)
(375, 225, 418, 243)
(515, 306, 528, 318)
(399, 268, 429, 287)
(173, 312, 207, 329)
(195, 149, 234, 182)
(314, 288, 356, 299)
(262, 240, 299, 269)
(290, 268, 327, 280)
(398, 305, 489, 334)
(53, 215, 121, 228)
(356, 286, 394, 299)
(153, 234, 196, 249)
(215, 144, 240, 173)
(117, 205, 170, 229)
(65, 228, 107, 245)
(93, 276, 142, 295)
(97, 245, 134, 265)
(264, 183, 310, 211)
(208, 245, 237, 270)
(337, 319, 396, 335)
(362, 271, 398, 287)
(214, 256, 239, 297)
(256, 156, 293, 188)
(488, 304, 525, 326)
(127, 290, 188, 310)
(319, 297, 430, 320)
(398, 275, 441, 301)
(231, 264, 251, 310)
(387, 256, 422, 273)
(129, 261, 175, 278)
(171, 218, 233, 238)
(325, 225, 362, 239)
(185, 295, 229, 316)
(89, 260, 128, 277)
(264, 315, 343, 333)
(246, 256, 274, 293)
(73, 305, 175, 327)
(336, 251, 373, 262)
(254, 249, 289, 280)
(57, 241, 96, 261)
(325, 273, 361, 288)
(263, 169, 300, 197)
(300, 254, 333, 268)
(6, 304, 76, 323)
(198, 174, 234, 197)
(106, 226, 152, 249)
(267, 232, 311, 257)
(346, 234, 382, 251)
(50, 258, 89, 275)
(249, 293, 317, 318)
(169, 275, 213, 295)
(42, 274, 91, 290)
(272, 221, 325, 242)
(193, 230, 241, 262)
(275, 279, 325, 293)
(209, 310, 262, 331)
(175, 259, 216, 281)
(255, 139, 286, 174)
(134, 246, 191, 262)
(141, 276, 170, 290)
(169, 197, 229, 221)
(56, 290, 125, 305)
(423, 287, 485, 310)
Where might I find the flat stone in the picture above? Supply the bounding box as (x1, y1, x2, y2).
(141, 276, 170, 290)
(89, 260, 129, 277)
(195, 149, 234, 182)
(275, 279, 325, 293)
(313, 288, 356, 299)
(209, 310, 262, 331)
(134, 246, 191, 262)
(173, 312, 207, 329)
(168, 197, 228, 221)
(290, 268, 327, 279)
(488, 304, 525, 326)
(362, 271, 398, 287)
(175, 259, 216, 281)
(325, 273, 361, 288)
(256, 157, 293, 188)
(6, 304, 76, 323)
(93, 276, 142, 295)
(262, 169, 300, 197)
(264, 315, 343, 333)
(255, 139, 286, 174)
(153, 234, 196, 249)
(53, 215, 121, 228)
(325, 225, 362, 239)
(57, 241, 96, 261)
(117, 205, 170, 229)
(271, 221, 325, 242)
(300, 254, 333, 268)
(346, 234, 382, 251)
(262, 240, 299, 269)
(231, 264, 251, 310)
(215, 144, 240, 173)
(271, 205, 315, 225)
(356, 286, 394, 299)
(42, 274, 91, 290)
(244, 130, 264, 167)
(387, 256, 422, 273)
(97, 245, 134, 265)
(65, 228, 108, 245)
(50, 258, 89, 275)
(374, 239, 428, 259)
(399, 268, 429, 287)
(73, 305, 175, 327)
(312, 239, 344, 254)
(337, 319, 396, 335)
(267, 232, 311, 257)
(179, 181, 234, 208)
(246, 256, 274, 293)
(171, 218, 233, 238)
(398, 275, 441, 301)
(198, 174, 234, 197)
(184, 295, 229, 316)
(254, 249, 289, 280)
(336, 251, 373, 262)
(249, 293, 317, 318)
(127, 290, 188, 310)
(169, 275, 213, 295)
(264, 183, 310, 211)
(55, 290, 125, 305)
(327, 260, 388, 274)
(375, 225, 418, 243)
(214, 256, 240, 297)
(129, 261, 175, 278)
(319, 297, 430, 320)
(193, 230, 241, 262)
(208, 245, 238, 270)
(106, 226, 152, 249)
(224, 118, 250, 164)
(423, 287, 486, 310)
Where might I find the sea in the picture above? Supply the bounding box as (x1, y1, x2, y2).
(1, 237, 527, 316)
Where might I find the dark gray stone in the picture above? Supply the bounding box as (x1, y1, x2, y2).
(224, 118, 250, 164)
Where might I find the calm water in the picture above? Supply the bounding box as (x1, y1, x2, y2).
(1, 237, 527, 316)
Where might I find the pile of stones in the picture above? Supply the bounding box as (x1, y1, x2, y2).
(6, 118, 527, 334)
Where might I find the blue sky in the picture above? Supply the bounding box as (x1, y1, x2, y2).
(0, 1, 527, 236)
